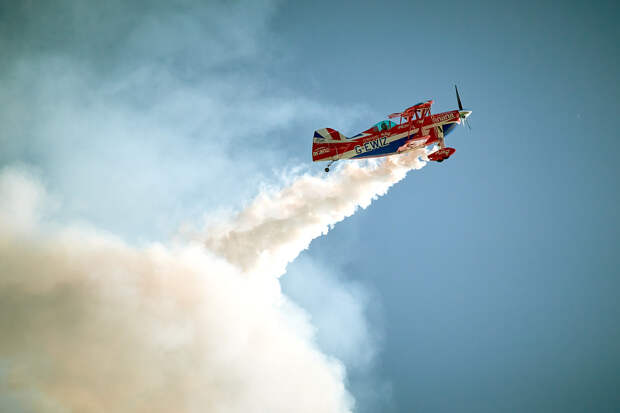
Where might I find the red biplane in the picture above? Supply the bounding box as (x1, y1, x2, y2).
(312, 86, 472, 171)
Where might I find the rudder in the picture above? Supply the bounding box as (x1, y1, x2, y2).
(312, 128, 347, 162)
(313, 128, 347, 142)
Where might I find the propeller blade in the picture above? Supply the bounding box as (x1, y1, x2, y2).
(455, 85, 463, 111)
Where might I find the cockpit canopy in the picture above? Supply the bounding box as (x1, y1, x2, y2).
(372, 120, 397, 132)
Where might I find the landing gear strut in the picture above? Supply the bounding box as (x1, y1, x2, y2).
(325, 160, 337, 173)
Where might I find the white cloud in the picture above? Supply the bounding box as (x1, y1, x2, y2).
(204, 149, 428, 276)
(0, 168, 352, 413)
(0, 143, 427, 411)
(0, 3, 429, 411)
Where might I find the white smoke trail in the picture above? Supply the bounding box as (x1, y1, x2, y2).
(0, 151, 427, 413)
(205, 148, 428, 276)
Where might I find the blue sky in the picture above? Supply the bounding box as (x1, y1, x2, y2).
(1, 0, 619, 412)
(276, 1, 620, 411)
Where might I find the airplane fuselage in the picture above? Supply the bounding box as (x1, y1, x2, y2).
(312, 110, 463, 162)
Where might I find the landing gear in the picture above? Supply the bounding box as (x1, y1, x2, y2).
(428, 147, 456, 163)
(325, 160, 337, 173)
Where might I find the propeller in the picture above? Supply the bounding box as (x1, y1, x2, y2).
(455, 85, 472, 130)
(455, 85, 463, 111)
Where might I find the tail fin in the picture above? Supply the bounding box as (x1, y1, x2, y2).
(312, 128, 347, 162)
(313, 128, 347, 142)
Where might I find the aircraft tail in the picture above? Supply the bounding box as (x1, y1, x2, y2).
(313, 128, 347, 142)
(312, 128, 347, 162)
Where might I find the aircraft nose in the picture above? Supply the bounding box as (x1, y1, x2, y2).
(459, 110, 472, 119)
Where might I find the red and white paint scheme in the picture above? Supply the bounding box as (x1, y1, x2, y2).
(312, 86, 472, 172)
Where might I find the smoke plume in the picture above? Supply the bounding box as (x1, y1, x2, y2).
(205, 149, 428, 277)
(0, 151, 426, 413)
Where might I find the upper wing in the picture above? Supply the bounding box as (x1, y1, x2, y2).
(388, 100, 434, 122)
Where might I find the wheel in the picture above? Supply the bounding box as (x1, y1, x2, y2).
(325, 167, 330, 172)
